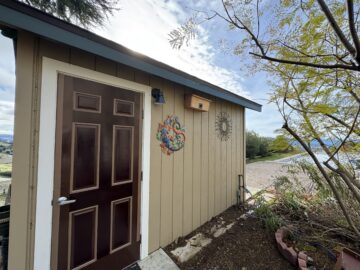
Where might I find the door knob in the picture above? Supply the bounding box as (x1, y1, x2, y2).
(57, 196, 76, 206)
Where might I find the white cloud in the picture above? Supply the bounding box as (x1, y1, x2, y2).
(0, 35, 15, 134)
(0, 66, 15, 90)
(0, 35, 15, 73)
(94, 0, 249, 97)
(247, 105, 283, 137)
(1, 0, 280, 136)
(0, 100, 14, 134)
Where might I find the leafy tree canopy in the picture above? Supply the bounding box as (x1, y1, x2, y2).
(270, 135, 292, 153)
(170, 0, 360, 235)
(21, 0, 119, 27)
(246, 131, 260, 158)
(246, 131, 273, 158)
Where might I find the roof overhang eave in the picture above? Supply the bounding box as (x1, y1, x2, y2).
(0, 2, 262, 112)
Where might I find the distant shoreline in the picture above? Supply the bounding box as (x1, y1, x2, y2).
(268, 152, 306, 163)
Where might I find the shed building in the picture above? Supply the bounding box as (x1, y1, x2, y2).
(0, 1, 261, 270)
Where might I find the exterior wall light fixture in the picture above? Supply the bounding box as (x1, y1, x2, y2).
(151, 88, 166, 105)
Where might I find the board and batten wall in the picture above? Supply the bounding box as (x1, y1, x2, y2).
(148, 85, 245, 252)
(9, 31, 245, 270)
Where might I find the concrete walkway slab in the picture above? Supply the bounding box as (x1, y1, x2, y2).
(138, 248, 179, 270)
(171, 233, 212, 263)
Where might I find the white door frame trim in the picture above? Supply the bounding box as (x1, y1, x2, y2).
(34, 57, 151, 270)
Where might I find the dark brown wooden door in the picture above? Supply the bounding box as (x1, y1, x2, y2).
(53, 74, 142, 270)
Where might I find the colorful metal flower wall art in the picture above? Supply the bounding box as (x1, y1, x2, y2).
(156, 115, 186, 155)
(216, 111, 232, 141)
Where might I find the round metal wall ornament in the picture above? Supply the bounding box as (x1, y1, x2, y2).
(156, 115, 186, 155)
(216, 112, 232, 141)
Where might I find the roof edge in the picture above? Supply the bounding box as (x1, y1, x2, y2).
(0, 1, 262, 112)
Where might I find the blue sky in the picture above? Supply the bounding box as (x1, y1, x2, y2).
(0, 35, 15, 135)
(0, 0, 283, 137)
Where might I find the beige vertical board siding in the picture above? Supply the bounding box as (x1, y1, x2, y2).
(208, 103, 215, 218)
(235, 106, 240, 204)
(237, 107, 244, 201)
(8, 32, 36, 270)
(148, 76, 163, 252)
(10, 35, 248, 263)
(226, 103, 232, 208)
(220, 102, 227, 212)
(70, 47, 95, 69)
(160, 81, 175, 246)
(117, 63, 135, 81)
(172, 85, 185, 240)
(95, 56, 117, 76)
(242, 108, 246, 201)
(240, 108, 245, 200)
(134, 70, 150, 86)
(200, 110, 209, 224)
(214, 100, 222, 214)
(192, 111, 201, 229)
(230, 104, 236, 205)
(231, 105, 237, 204)
(182, 98, 194, 236)
(39, 39, 70, 62)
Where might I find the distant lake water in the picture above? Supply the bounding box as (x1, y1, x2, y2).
(276, 151, 360, 167)
(276, 152, 327, 164)
(275, 151, 360, 178)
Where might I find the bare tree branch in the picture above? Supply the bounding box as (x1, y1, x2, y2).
(317, 0, 357, 61)
(283, 122, 360, 236)
(324, 106, 360, 164)
(250, 52, 358, 70)
(346, 0, 360, 62)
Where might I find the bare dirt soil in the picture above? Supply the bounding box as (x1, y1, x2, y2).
(165, 206, 295, 270)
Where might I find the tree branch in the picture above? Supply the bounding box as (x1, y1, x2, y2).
(324, 106, 360, 165)
(325, 113, 360, 136)
(250, 52, 359, 71)
(317, 0, 357, 60)
(288, 80, 360, 194)
(346, 0, 360, 62)
(283, 122, 360, 236)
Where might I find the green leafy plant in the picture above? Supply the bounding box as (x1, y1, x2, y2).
(255, 197, 284, 232)
(0, 164, 12, 178)
(170, 0, 360, 236)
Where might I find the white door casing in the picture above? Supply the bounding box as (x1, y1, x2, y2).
(35, 57, 151, 270)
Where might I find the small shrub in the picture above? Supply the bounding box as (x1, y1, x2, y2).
(281, 192, 301, 211)
(0, 164, 12, 178)
(255, 198, 283, 232)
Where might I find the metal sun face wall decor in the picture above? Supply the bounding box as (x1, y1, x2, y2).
(216, 111, 232, 141)
(157, 115, 186, 155)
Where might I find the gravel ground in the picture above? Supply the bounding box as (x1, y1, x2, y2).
(246, 159, 309, 193)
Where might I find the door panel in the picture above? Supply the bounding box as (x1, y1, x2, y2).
(112, 126, 133, 185)
(110, 197, 132, 252)
(69, 206, 98, 270)
(71, 123, 100, 193)
(53, 74, 142, 270)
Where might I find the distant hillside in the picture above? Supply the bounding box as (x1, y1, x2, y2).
(0, 134, 13, 144)
(292, 138, 340, 149)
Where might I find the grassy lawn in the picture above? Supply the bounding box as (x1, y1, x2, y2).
(0, 163, 12, 177)
(246, 150, 302, 164)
